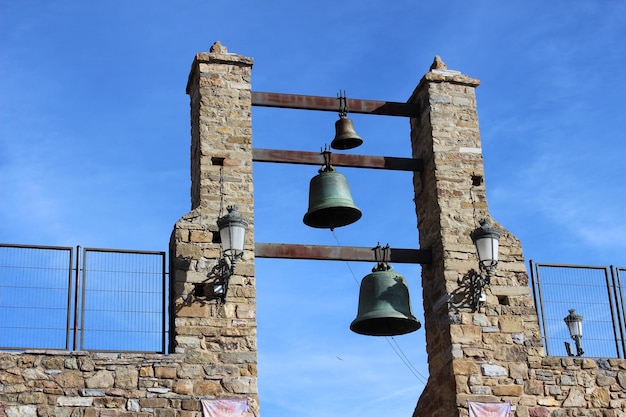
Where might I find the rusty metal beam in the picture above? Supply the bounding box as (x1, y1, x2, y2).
(251, 91, 419, 117)
(252, 148, 422, 172)
(255, 243, 432, 265)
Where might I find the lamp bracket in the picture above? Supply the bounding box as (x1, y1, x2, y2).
(193, 257, 236, 304)
(468, 268, 490, 311)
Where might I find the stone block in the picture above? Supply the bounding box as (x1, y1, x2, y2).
(78, 357, 95, 372)
(489, 286, 530, 297)
(498, 317, 524, 333)
(495, 345, 527, 362)
(184, 350, 216, 365)
(127, 398, 140, 412)
(509, 362, 528, 379)
(139, 366, 154, 377)
(562, 387, 586, 407)
(450, 324, 481, 344)
(219, 352, 256, 364)
(174, 379, 194, 395)
(78, 389, 105, 397)
(482, 364, 507, 377)
(589, 387, 610, 407)
(533, 370, 553, 382)
(94, 397, 126, 408)
(3, 405, 38, 417)
(596, 375, 616, 387)
(178, 304, 210, 318)
(618, 370, 626, 389)
(178, 364, 205, 378)
(193, 380, 220, 396)
(56, 396, 94, 406)
(156, 409, 177, 417)
(140, 397, 169, 408)
(453, 360, 480, 375)
(582, 358, 599, 369)
(492, 384, 523, 396)
(54, 370, 85, 388)
(155, 367, 177, 379)
(223, 376, 256, 394)
(21, 368, 48, 380)
(114, 368, 138, 389)
(85, 370, 114, 389)
(470, 386, 492, 395)
(17, 391, 47, 404)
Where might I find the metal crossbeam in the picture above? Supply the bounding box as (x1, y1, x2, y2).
(251, 91, 419, 117)
(255, 243, 431, 265)
(252, 148, 422, 171)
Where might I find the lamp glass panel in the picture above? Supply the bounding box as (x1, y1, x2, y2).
(475, 237, 499, 263)
(219, 226, 232, 253)
(220, 223, 246, 255)
(568, 320, 583, 338)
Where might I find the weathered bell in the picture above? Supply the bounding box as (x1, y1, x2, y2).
(331, 116, 363, 150)
(303, 169, 362, 229)
(350, 264, 421, 336)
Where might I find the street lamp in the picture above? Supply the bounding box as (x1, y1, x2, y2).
(468, 219, 501, 310)
(564, 309, 584, 356)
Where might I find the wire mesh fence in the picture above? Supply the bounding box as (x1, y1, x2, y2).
(0, 244, 167, 352)
(79, 248, 167, 352)
(0, 244, 73, 350)
(530, 261, 626, 359)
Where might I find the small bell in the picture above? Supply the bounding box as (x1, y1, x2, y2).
(330, 90, 363, 150)
(331, 115, 363, 150)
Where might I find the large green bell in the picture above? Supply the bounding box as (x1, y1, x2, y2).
(303, 168, 362, 230)
(350, 264, 421, 336)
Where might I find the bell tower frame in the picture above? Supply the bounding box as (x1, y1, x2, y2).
(171, 42, 539, 417)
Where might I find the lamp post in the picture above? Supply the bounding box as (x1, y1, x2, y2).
(564, 309, 584, 356)
(468, 219, 501, 311)
(214, 205, 249, 302)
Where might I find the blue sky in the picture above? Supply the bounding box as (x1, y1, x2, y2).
(1, 1, 625, 416)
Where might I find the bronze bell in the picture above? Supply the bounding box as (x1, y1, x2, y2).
(303, 167, 362, 230)
(331, 115, 363, 150)
(350, 264, 421, 336)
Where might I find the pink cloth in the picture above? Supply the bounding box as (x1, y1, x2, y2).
(468, 401, 511, 417)
(201, 398, 248, 417)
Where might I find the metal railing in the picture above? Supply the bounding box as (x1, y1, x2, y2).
(530, 261, 626, 358)
(0, 244, 167, 353)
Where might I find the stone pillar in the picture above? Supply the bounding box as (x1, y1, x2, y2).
(169, 42, 258, 414)
(409, 57, 542, 417)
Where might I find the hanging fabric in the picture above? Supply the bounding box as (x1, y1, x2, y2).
(468, 401, 511, 417)
(201, 398, 248, 417)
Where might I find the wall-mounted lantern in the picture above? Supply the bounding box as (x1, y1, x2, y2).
(564, 308, 584, 356)
(212, 205, 249, 303)
(468, 218, 501, 310)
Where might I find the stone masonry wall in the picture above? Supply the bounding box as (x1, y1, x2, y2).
(1, 350, 190, 417)
(409, 57, 626, 417)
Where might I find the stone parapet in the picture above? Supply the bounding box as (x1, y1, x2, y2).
(0, 350, 258, 417)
